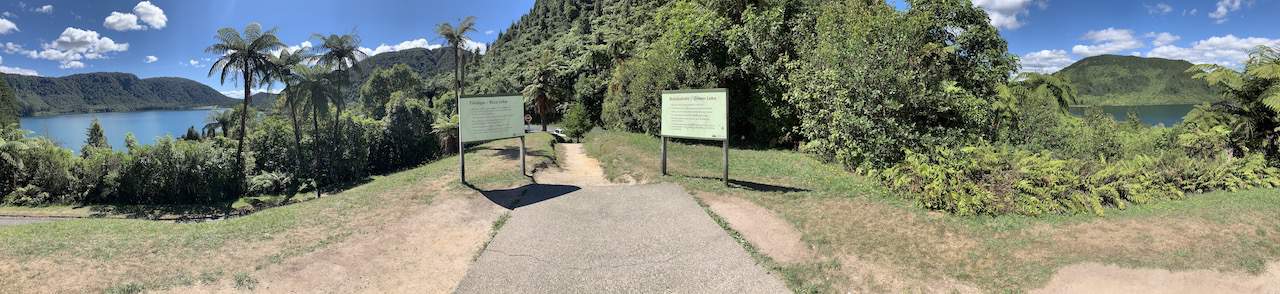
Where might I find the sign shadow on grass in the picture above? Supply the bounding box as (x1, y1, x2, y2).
(467, 182, 581, 210)
(685, 176, 810, 193)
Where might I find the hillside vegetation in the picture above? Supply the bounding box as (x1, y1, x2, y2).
(2, 72, 238, 116)
(1054, 55, 1218, 105)
(0, 78, 17, 127)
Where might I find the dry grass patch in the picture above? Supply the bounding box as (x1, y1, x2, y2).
(0, 135, 557, 293)
(585, 131, 1280, 292)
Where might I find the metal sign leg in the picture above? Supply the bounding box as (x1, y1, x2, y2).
(459, 140, 466, 184)
(520, 136, 527, 176)
(661, 136, 668, 176)
(723, 139, 729, 186)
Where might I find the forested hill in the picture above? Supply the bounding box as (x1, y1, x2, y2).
(2, 72, 238, 116)
(352, 47, 474, 99)
(354, 47, 464, 82)
(467, 0, 666, 126)
(0, 78, 18, 127)
(1053, 55, 1218, 106)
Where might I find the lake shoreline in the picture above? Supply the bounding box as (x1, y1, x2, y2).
(19, 104, 233, 118)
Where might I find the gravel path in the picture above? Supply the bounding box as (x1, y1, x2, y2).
(456, 144, 787, 293)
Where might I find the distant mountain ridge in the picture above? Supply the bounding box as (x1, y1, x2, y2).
(2, 72, 238, 116)
(1053, 55, 1219, 106)
(353, 47, 464, 83)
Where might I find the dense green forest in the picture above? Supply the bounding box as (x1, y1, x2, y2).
(1, 72, 238, 116)
(1054, 55, 1218, 106)
(3, 0, 1279, 217)
(0, 78, 17, 127)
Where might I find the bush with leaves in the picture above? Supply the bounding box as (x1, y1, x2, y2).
(372, 91, 438, 173)
(115, 137, 242, 204)
(1185, 45, 1280, 162)
(2, 138, 78, 205)
(560, 102, 591, 142)
(787, 0, 1016, 169)
(883, 144, 1280, 216)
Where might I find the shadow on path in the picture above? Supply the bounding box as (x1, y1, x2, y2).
(686, 176, 811, 193)
(467, 183, 581, 210)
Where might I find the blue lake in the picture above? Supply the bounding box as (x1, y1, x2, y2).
(20, 108, 221, 151)
(1068, 104, 1197, 127)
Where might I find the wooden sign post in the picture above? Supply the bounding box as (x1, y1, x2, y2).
(660, 88, 729, 186)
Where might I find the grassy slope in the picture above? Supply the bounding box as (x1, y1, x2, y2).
(584, 131, 1280, 292)
(0, 134, 555, 293)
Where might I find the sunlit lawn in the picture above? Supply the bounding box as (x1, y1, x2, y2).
(0, 134, 555, 293)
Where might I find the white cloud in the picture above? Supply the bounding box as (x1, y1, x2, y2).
(1020, 49, 1075, 73)
(971, 0, 1043, 30)
(359, 38, 442, 56)
(2, 42, 23, 54)
(1147, 34, 1280, 68)
(104, 12, 143, 31)
(484, 30, 495, 35)
(1145, 32, 1180, 47)
(0, 56, 39, 76)
(103, 1, 167, 31)
(1145, 3, 1172, 15)
(1209, 0, 1242, 24)
(1, 11, 14, 18)
(133, 1, 166, 29)
(188, 59, 200, 66)
(0, 18, 15, 34)
(464, 40, 488, 54)
(1183, 8, 1199, 16)
(1071, 28, 1143, 57)
(144, 55, 158, 63)
(10, 27, 129, 69)
(221, 88, 279, 98)
(61, 60, 84, 69)
(34, 4, 52, 14)
(271, 40, 312, 56)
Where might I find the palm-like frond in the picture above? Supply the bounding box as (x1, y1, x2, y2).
(312, 33, 367, 72)
(1261, 86, 1280, 113)
(1187, 64, 1244, 91)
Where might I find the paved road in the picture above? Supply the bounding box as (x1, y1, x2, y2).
(0, 216, 59, 226)
(456, 183, 788, 293)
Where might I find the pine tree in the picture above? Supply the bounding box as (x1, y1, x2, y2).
(83, 119, 109, 155)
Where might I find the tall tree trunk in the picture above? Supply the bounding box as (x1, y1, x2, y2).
(539, 95, 548, 131)
(311, 106, 324, 197)
(235, 66, 251, 197)
(287, 101, 316, 200)
(455, 45, 462, 102)
(331, 71, 344, 164)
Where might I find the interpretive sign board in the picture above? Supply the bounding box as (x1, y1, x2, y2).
(659, 88, 730, 186)
(460, 94, 526, 143)
(661, 89, 728, 140)
(458, 94, 527, 184)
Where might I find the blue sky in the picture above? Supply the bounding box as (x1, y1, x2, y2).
(0, 0, 533, 96)
(0, 0, 1277, 96)
(888, 0, 1280, 73)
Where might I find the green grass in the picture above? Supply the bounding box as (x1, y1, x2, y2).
(0, 134, 557, 293)
(584, 130, 1280, 292)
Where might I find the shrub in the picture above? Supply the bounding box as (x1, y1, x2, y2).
(247, 116, 301, 175)
(115, 137, 241, 204)
(314, 114, 378, 187)
(560, 102, 591, 142)
(372, 91, 438, 173)
(883, 144, 1280, 216)
(247, 171, 296, 196)
(2, 138, 78, 205)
